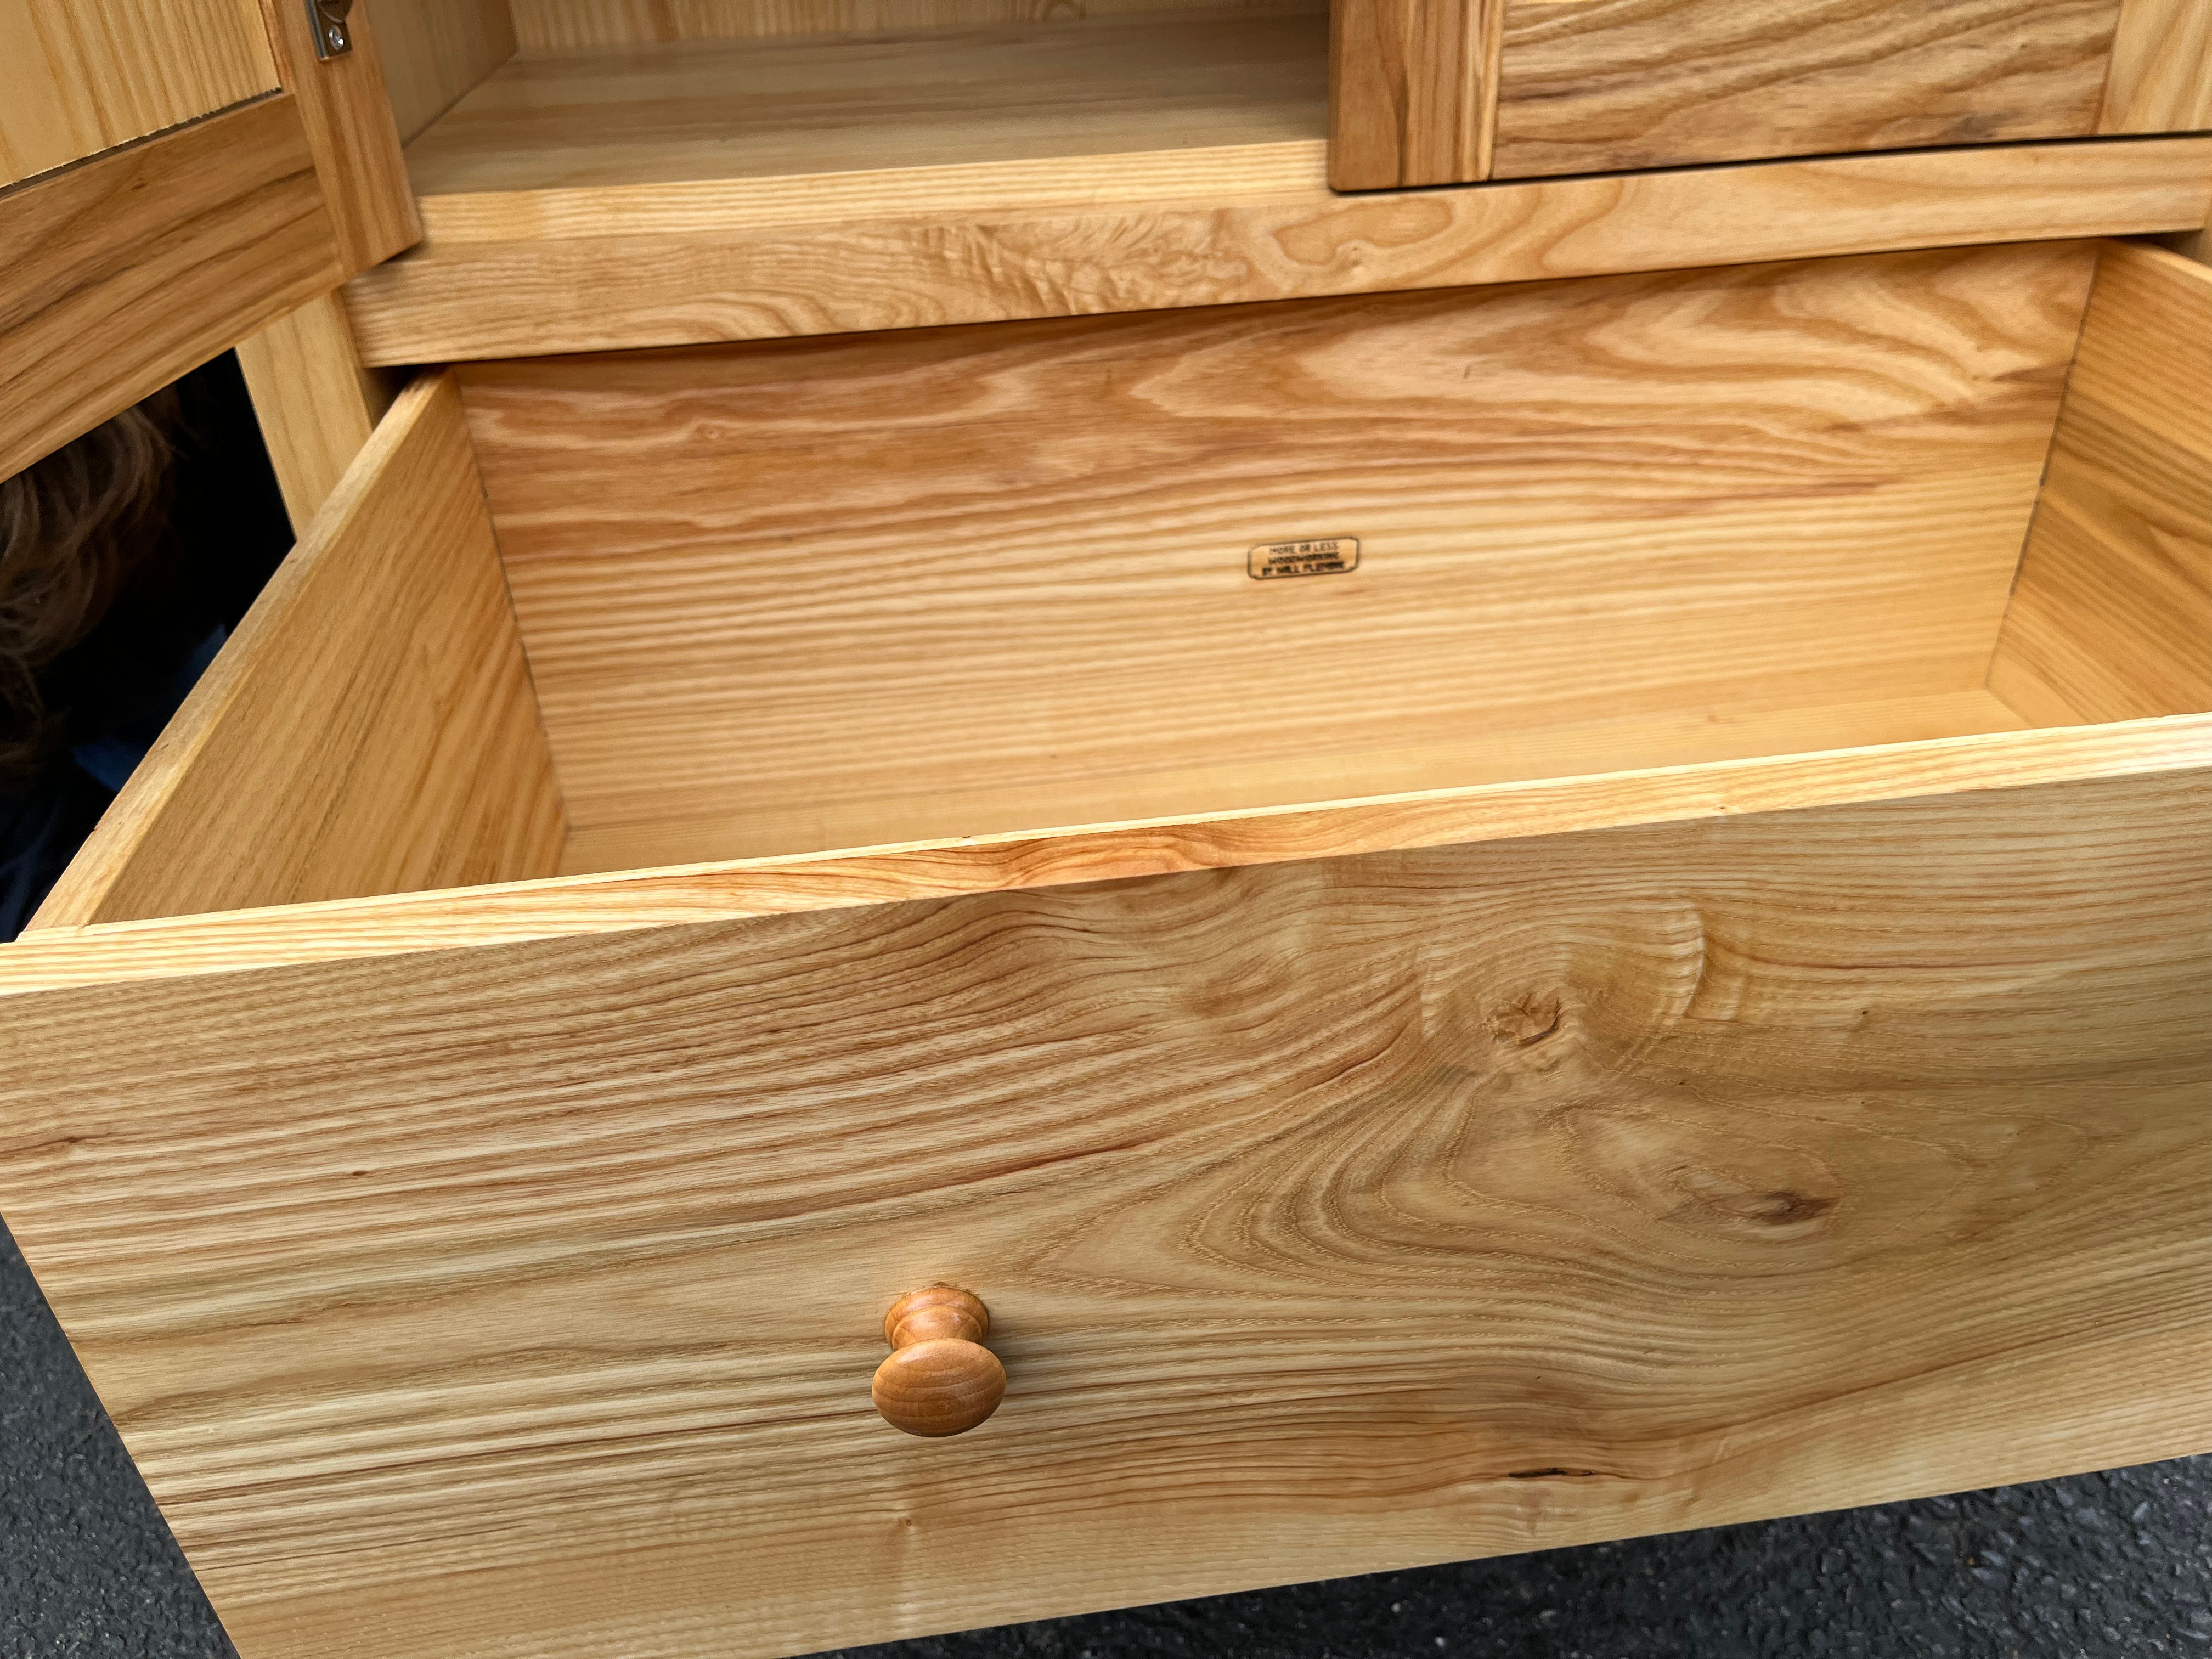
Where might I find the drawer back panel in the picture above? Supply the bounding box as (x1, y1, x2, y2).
(460, 241, 2096, 872)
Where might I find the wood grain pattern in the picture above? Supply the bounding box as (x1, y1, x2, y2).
(10, 705, 2212, 997)
(1990, 245, 2212, 726)
(461, 244, 2091, 870)
(511, 0, 1322, 47)
(4, 768, 2211, 1659)
(234, 289, 399, 532)
(27, 374, 566, 929)
(0, 0, 277, 187)
(404, 12, 1326, 197)
(1328, 0, 1494, 189)
(369, 0, 517, 143)
(344, 136, 2212, 364)
(0, 95, 342, 480)
(2100, 0, 2212, 133)
(253, 0, 420, 272)
(1491, 0, 2125, 180)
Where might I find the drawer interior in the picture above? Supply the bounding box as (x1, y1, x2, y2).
(472, 241, 2085, 874)
(26, 238, 2212, 931)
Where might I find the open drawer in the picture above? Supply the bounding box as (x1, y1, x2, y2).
(4, 239, 2211, 1659)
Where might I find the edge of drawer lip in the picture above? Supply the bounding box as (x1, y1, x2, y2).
(3, 710, 2209, 997)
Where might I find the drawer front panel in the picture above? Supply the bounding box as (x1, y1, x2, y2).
(1491, 0, 2126, 180)
(4, 770, 2212, 1658)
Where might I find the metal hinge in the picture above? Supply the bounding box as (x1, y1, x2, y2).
(307, 0, 354, 59)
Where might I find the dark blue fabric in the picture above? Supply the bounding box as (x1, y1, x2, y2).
(0, 775, 112, 943)
(67, 623, 225, 794)
(0, 622, 226, 940)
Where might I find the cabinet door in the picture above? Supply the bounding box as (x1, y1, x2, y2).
(1330, 0, 2212, 191)
(1, 0, 279, 182)
(1, 0, 415, 479)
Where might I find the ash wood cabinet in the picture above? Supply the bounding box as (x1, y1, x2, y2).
(5, 7, 2212, 1658)
(1330, 0, 2212, 190)
(4, 236, 2212, 1659)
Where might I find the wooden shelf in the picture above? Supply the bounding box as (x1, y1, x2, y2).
(402, 8, 1328, 233)
(347, 9, 2212, 365)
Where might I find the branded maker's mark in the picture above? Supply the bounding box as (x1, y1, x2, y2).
(1248, 537, 1359, 580)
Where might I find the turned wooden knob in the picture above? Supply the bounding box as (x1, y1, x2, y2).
(871, 1285, 1006, 1437)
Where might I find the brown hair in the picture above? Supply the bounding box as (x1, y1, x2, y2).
(0, 394, 178, 787)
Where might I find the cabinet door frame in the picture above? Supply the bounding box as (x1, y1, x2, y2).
(0, 0, 415, 479)
(1328, 0, 2212, 194)
(1329, 0, 1498, 190)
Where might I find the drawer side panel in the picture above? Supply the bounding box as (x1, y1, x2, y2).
(1990, 245, 2212, 725)
(29, 373, 568, 927)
